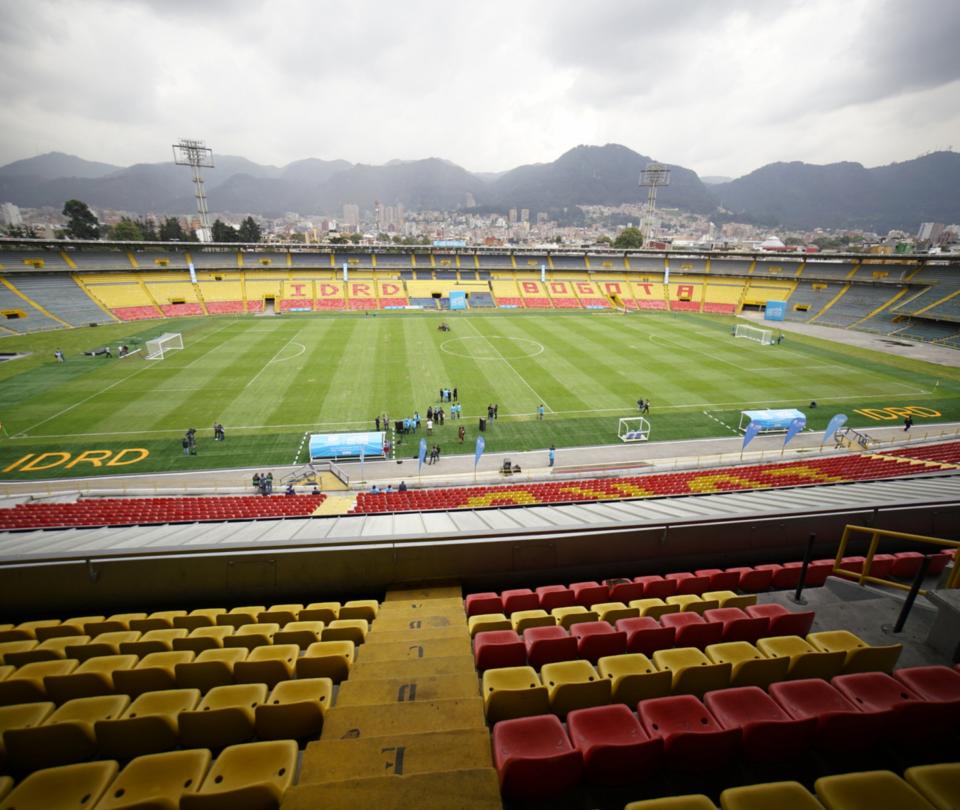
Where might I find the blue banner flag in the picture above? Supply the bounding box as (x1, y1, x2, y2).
(824, 413, 848, 442)
(742, 421, 761, 450)
(474, 436, 485, 466)
(784, 417, 807, 447)
(418, 438, 427, 472)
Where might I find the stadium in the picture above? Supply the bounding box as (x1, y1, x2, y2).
(1, 238, 960, 809)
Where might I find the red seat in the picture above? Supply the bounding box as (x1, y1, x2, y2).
(666, 573, 710, 595)
(695, 569, 741, 591)
(754, 563, 802, 590)
(832, 671, 950, 745)
(926, 550, 954, 576)
(500, 589, 540, 616)
(633, 576, 678, 599)
(637, 694, 739, 772)
(571, 622, 627, 663)
(890, 552, 925, 579)
(536, 585, 576, 610)
(570, 582, 609, 609)
(607, 580, 646, 603)
(894, 665, 960, 721)
(769, 678, 886, 754)
(725, 567, 773, 592)
(705, 686, 817, 764)
(745, 603, 815, 637)
(523, 626, 578, 669)
(473, 630, 527, 671)
(616, 617, 676, 656)
(566, 703, 662, 785)
(492, 714, 583, 801)
(703, 608, 767, 644)
(793, 559, 837, 587)
(465, 593, 503, 617)
(659, 612, 723, 650)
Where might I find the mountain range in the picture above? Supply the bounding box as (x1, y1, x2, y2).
(1, 145, 958, 233)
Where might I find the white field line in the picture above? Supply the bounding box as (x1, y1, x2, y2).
(461, 318, 555, 412)
(17, 389, 941, 441)
(703, 410, 739, 435)
(244, 328, 308, 389)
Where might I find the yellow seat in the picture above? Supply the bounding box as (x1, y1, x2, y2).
(6, 636, 89, 667)
(598, 653, 672, 705)
(4, 694, 129, 771)
(706, 641, 790, 689)
(625, 796, 718, 809)
(175, 625, 235, 653)
(0, 659, 79, 705)
(175, 647, 248, 693)
(0, 702, 55, 772)
(297, 641, 355, 683)
(510, 609, 555, 633)
(258, 604, 304, 626)
(591, 602, 640, 624)
(96, 687, 201, 759)
(815, 769, 937, 810)
(807, 630, 902, 674)
(720, 780, 823, 809)
(174, 608, 226, 631)
(666, 595, 720, 615)
(120, 628, 189, 657)
(0, 620, 60, 642)
(652, 647, 732, 696)
(322, 619, 368, 645)
(757, 635, 846, 680)
(44, 653, 138, 702)
(340, 599, 380, 622)
(65, 631, 141, 662)
(84, 613, 148, 636)
(905, 763, 960, 810)
(113, 650, 196, 697)
(482, 665, 550, 723)
(178, 683, 267, 749)
(541, 659, 612, 717)
(255, 677, 332, 740)
(234, 644, 298, 688)
(224, 623, 279, 651)
(0, 760, 118, 810)
(0, 640, 39, 665)
(0, 776, 9, 802)
(467, 613, 512, 637)
(0, 666, 9, 681)
(274, 621, 325, 649)
(130, 610, 189, 632)
(300, 602, 340, 623)
(702, 591, 758, 609)
(628, 598, 680, 620)
(181, 740, 297, 810)
(35, 616, 103, 641)
(95, 748, 212, 810)
(551, 606, 600, 629)
(216, 606, 265, 630)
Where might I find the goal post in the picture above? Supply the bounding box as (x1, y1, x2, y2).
(734, 324, 774, 345)
(618, 416, 651, 442)
(145, 332, 184, 360)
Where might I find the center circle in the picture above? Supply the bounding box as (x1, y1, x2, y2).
(441, 336, 545, 360)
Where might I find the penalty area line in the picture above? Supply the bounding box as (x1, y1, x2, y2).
(702, 410, 740, 435)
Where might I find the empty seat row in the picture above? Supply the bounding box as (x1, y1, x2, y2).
(1, 678, 332, 774)
(473, 603, 816, 669)
(492, 665, 960, 801)
(0, 739, 298, 810)
(481, 630, 903, 723)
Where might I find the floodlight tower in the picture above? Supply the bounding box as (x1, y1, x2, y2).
(639, 162, 670, 242)
(173, 138, 214, 242)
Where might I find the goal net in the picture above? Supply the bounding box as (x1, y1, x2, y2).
(145, 332, 184, 360)
(734, 324, 774, 345)
(618, 416, 651, 443)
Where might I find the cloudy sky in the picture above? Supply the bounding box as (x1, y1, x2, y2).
(1, 0, 959, 178)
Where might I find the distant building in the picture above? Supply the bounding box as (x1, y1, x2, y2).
(520, 209, 529, 223)
(1, 202, 23, 227)
(508, 208, 518, 224)
(342, 204, 360, 229)
(917, 222, 944, 243)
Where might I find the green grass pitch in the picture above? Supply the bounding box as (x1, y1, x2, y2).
(1, 311, 958, 479)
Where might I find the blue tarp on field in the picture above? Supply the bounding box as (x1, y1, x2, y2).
(765, 301, 786, 321)
(309, 431, 384, 459)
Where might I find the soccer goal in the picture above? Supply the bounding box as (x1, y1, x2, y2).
(145, 332, 184, 360)
(618, 416, 651, 442)
(734, 324, 774, 345)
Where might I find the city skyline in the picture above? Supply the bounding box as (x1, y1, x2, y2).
(0, 0, 958, 178)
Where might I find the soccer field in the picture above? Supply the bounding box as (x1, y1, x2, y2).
(1, 311, 959, 479)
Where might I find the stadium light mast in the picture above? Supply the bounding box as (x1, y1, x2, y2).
(173, 138, 214, 242)
(639, 162, 670, 243)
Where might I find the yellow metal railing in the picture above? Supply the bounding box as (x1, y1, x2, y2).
(835, 525, 960, 593)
